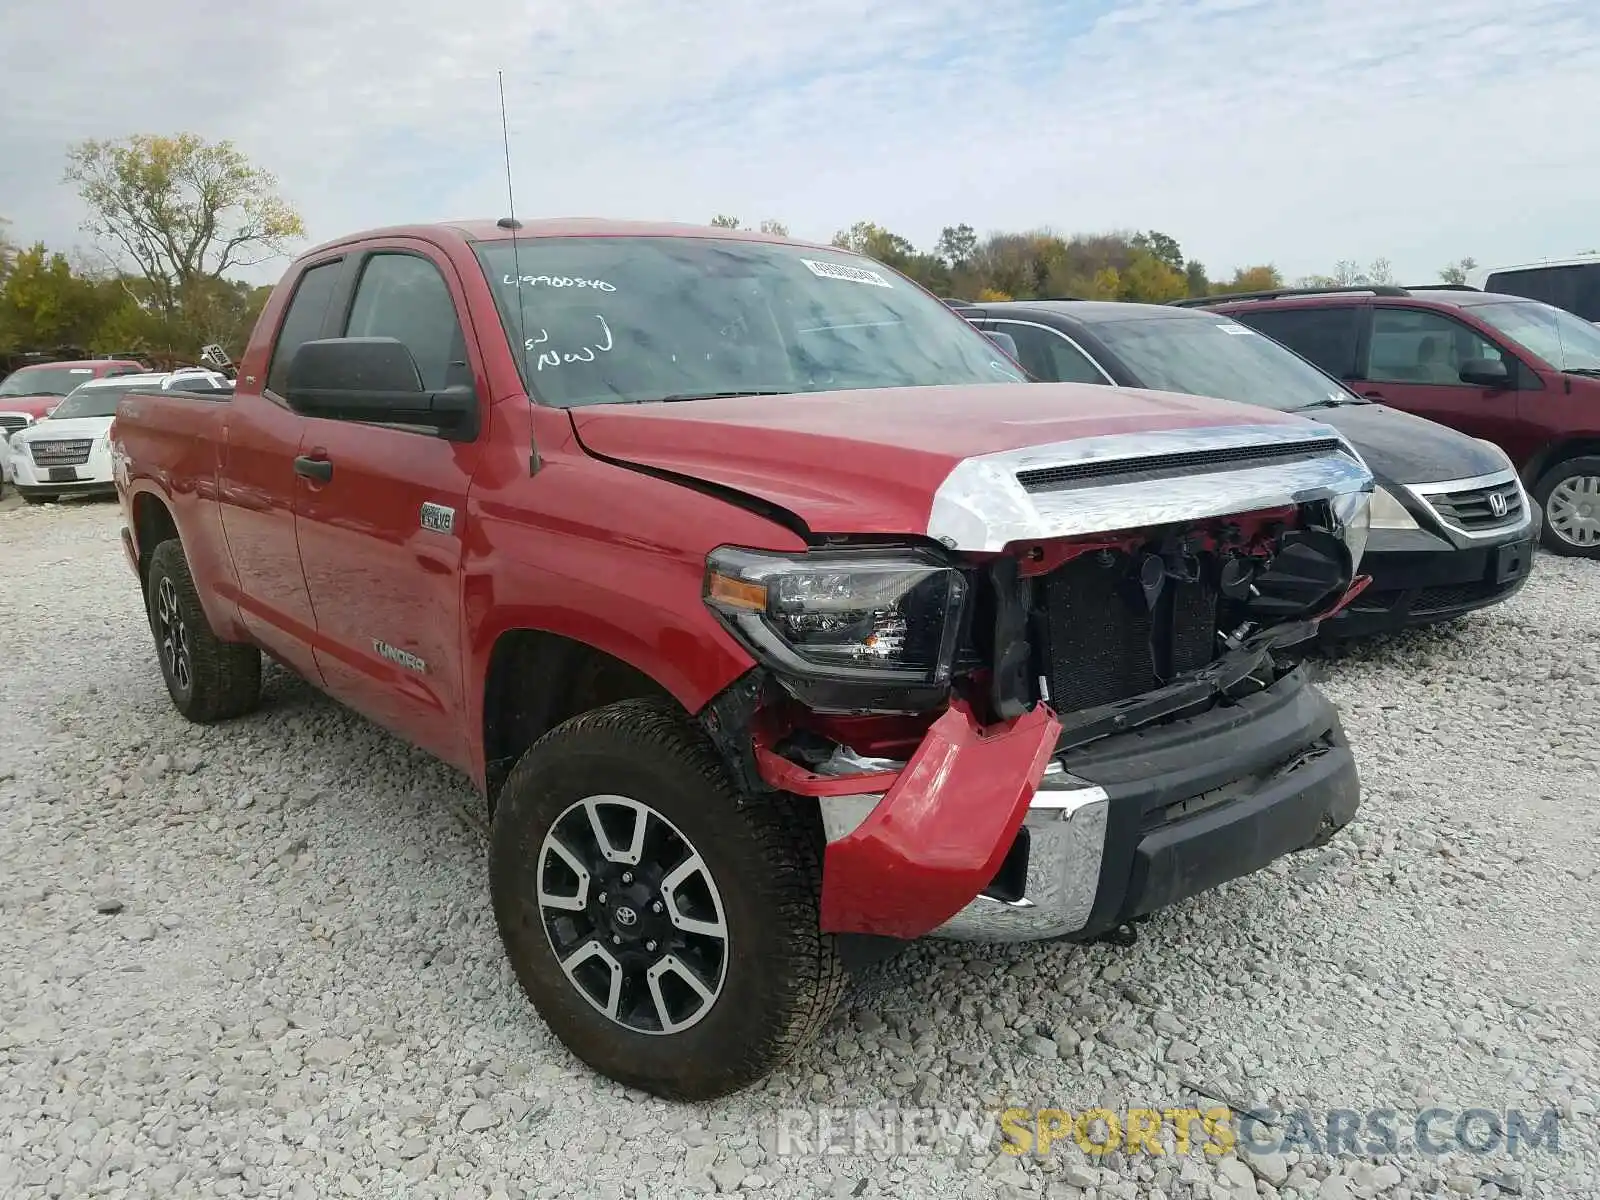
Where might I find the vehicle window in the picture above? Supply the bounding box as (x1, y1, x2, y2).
(1472, 300, 1600, 373)
(1230, 307, 1362, 379)
(1368, 308, 1505, 385)
(0, 365, 95, 397)
(344, 253, 471, 392)
(985, 321, 1107, 384)
(266, 260, 343, 397)
(1486, 265, 1600, 322)
(473, 237, 1024, 408)
(46, 385, 134, 420)
(1086, 316, 1354, 412)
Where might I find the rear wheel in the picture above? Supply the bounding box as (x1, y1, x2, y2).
(1533, 456, 1600, 558)
(144, 539, 263, 722)
(489, 698, 845, 1100)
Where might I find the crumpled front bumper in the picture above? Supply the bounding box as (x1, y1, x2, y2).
(815, 667, 1359, 943)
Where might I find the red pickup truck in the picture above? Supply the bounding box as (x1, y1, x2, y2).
(111, 218, 1375, 1099)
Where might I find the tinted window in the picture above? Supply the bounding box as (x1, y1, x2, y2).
(266, 260, 343, 396)
(345, 253, 471, 392)
(984, 321, 1107, 384)
(1472, 300, 1600, 373)
(473, 238, 1024, 408)
(1368, 308, 1505, 385)
(47, 385, 134, 419)
(1487, 265, 1600, 322)
(1231, 307, 1362, 379)
(1087, 316, 1354, 412)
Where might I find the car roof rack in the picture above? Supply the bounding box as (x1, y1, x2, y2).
(1404, 283, 1480, 291)
(1170, 284, 1412, 307)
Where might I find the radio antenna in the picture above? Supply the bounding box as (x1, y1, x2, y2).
(496, 70, 538, 475)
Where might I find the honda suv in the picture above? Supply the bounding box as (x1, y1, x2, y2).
(1183, 286, 1600, 558)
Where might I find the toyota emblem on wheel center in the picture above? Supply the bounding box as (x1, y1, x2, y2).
(614, 906, 638, 927)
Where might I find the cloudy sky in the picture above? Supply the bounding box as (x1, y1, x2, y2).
(3, 0, 1596, 284)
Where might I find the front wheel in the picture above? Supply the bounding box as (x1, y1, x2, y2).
(144, 539, 263, 722)
(489, 698, 845, 1100)
(1533, 456, 1600, 558)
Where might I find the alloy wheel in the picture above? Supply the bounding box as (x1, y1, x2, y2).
(537, 794, 729, 1035)
(155, 576, 193, 694)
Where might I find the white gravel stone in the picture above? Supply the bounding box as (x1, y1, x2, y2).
(2, 500, 1597, 1200)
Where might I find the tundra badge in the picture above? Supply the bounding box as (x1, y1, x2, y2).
(420, 502, 456, 535)
(373, 640, 427, 674)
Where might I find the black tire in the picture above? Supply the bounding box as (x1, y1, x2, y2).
(22, 493, 56, 505)
(490, 697, 845, 1100)
(144, 539, 263, 722)
(1532, 456, 1600, 558)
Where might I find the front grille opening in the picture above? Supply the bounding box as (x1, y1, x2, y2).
(980, 828, 1030, 903)
(1425, 481, 1523, 530)
(1016, 439, 1345, 494)
(1038, 550, 1222, 714)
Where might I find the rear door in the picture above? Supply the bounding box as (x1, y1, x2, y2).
(290, 240, 487, 770)
(216, 256, 347, 683)
(1355, 305, 1535, 452)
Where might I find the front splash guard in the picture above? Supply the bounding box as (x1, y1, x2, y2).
(818, 702, 1060, 939)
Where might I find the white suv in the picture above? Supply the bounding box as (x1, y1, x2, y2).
(4, 370, 229, 504)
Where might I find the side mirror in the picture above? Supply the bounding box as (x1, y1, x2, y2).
(981, 329, 1020, 359)
(286, 337, 476, 435)
(1459, 357, 1510, 389)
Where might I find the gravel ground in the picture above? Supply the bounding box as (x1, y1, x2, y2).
(1, 498, 1596, 1200)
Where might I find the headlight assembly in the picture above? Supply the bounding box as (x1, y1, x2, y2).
(704, 546, 968, 693)
(1367, 485, 1420, 531)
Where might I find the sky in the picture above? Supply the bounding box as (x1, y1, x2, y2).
(3, 0, 1597, 286)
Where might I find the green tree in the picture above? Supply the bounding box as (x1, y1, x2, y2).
(708, 214, 742, 229)
(0, 243, 128, 350)
(936, 224, 978, 268)
(1439, 256, 1478, 285)
(63, 133, 304, 326)
(1132, 230, 1185, 274)
(757, 219, 788, 236)
(1184, 260, 1211, 296)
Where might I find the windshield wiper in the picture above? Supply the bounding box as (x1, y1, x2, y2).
(649, 389, 793, 403)
(1291, 396, 1363, 411)
(1564, 367, 1600, 377)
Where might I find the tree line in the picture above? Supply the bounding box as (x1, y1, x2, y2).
(712, 213, 1479, 304)
(0, 130, 1477, 375)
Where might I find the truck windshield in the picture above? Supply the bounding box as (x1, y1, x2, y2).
(1088, 314, 1359, 411)
(473, 237, 1024, 406)
(47, 385, 131, 419)
(0, 366, 94, 397)
(1471, 300, 1600, 373)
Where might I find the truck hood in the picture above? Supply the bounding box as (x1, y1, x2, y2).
(570, 382, 1374, 552)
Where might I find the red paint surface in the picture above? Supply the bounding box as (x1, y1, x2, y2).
(819, 702, 1062, 938)
(1, 359, 146, 419)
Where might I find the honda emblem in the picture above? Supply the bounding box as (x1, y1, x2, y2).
(1488, 491, 1508, 518)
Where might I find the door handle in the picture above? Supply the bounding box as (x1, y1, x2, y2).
(293, 455, 333, 482)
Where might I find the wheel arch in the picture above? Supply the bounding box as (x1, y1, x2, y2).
(1521, 438, 1600, 488)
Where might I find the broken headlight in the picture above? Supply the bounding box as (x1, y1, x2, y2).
(704, 546, 967, 688)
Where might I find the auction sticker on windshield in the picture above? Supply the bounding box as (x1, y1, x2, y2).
(800, 259, 894, 288)
(1218, 325, 1257, 335)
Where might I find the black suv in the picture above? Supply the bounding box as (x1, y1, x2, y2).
(953, 299, 1539, 637)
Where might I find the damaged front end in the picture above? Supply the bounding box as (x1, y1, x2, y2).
(698, 421, 1374, 942)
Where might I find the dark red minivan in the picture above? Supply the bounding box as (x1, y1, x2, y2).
(1192, 287, 1600, 558)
